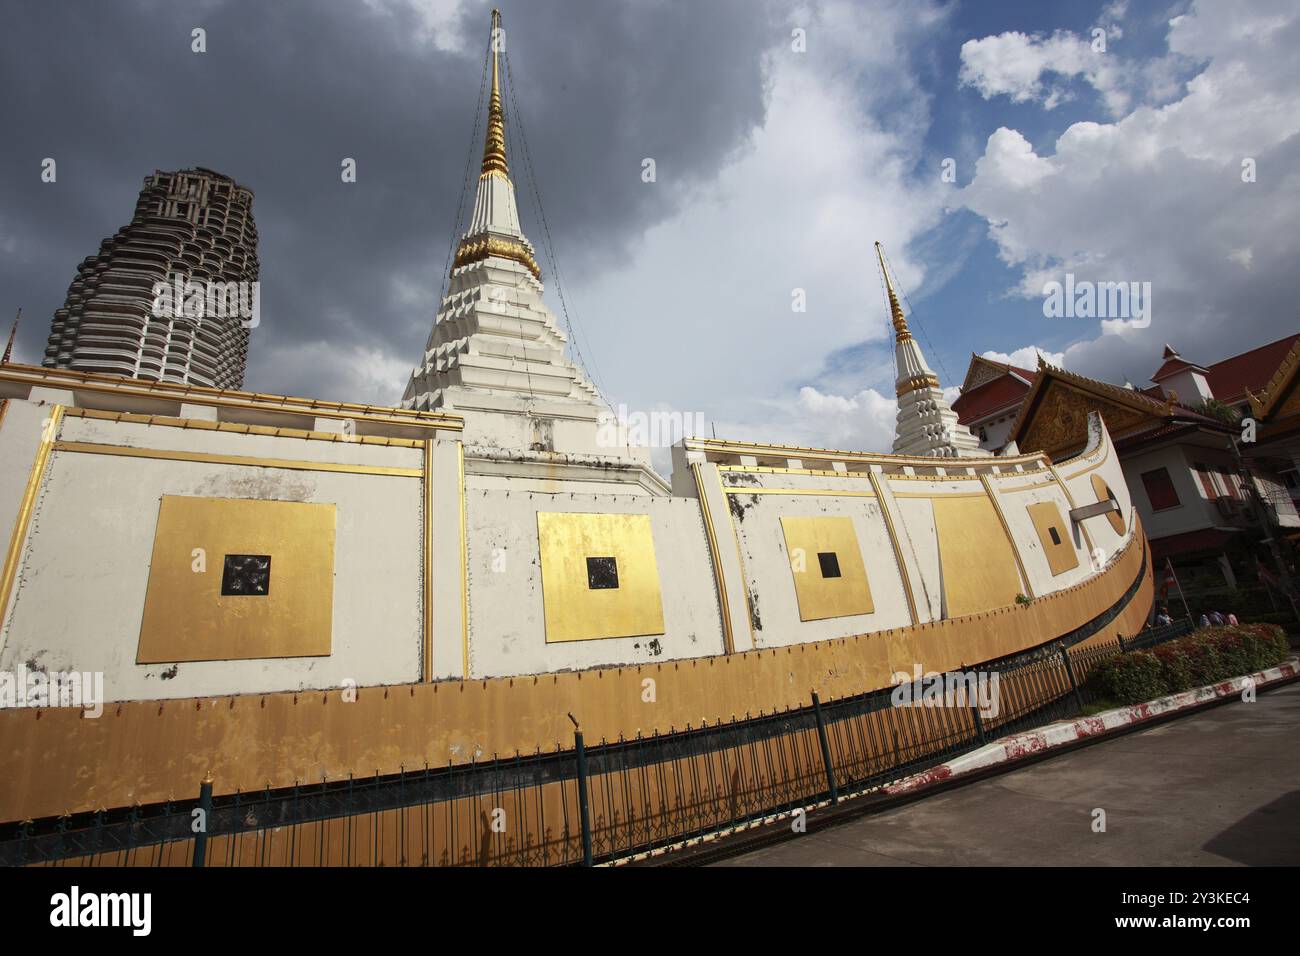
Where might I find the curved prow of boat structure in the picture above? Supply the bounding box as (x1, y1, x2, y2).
(0, 360, 1151, 822)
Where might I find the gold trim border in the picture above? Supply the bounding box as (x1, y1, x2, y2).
(0, 405, 63, 633)
(423, 441, 434, 682)
(459, 443, 469, 678)
(62, 406, 428, 448)
(1049, 463, 1095, 556)
(979, 474, 1034, 599)
(686, 436, 1050, 469)
(1059, 442, 1109, 480)
(0, 365, 461, 432)
(717, 469, 755, 652)
(891, 490, 988, 499)
(50, 441, 424, 478)
(692, 463, 735, 656)
(867, 470, 918, 625)
(722, 487, 877, 498)
(991, 476, 1060, 493)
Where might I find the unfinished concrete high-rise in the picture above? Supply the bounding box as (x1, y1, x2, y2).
(43, 168, 259, 388)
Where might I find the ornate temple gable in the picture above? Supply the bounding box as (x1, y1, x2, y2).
(1019, 380, 1156, 458)
(1011, 358, 1174, 459)
(1249, 339, 1300, 424)
(961, 354, 1015, 393)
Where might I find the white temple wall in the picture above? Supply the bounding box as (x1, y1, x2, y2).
(0, 407, 428, 702)
(0, 399, 50, 558)
(464, 489, 725, 677)
(724, 483, 915, 648)
(1057, 427, 1135, 565)
(0, 383, 1140, 705)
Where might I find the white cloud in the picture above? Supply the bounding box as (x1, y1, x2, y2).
(362, 0, 473, 52)
(960, 0, 1300, 382)
(959, 31, 1110, 109)
(980, 346, 1065, 370)
(794, 386, 898, 453)
(958, 2, 1169, 118)
(572, 0, 951, 455)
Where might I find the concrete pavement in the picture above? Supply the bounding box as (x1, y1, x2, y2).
(715, 681, 1300, 866)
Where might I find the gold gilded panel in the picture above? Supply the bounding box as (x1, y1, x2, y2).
(933, 496, 1023, 617)
(779, 516, 874, 622)
(1026, 501, 1079, 577)
(137, 496, 335, 663)
(537, 512, 664, 643)
(1090, 474, 1126, 535)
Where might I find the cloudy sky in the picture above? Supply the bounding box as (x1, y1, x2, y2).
(2, 0, 1297, 462)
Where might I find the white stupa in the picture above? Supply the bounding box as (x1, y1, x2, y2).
(402, 11, 653, 483)
(876, 242, 981, 458)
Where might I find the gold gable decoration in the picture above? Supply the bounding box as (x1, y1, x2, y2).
(961, 354, 1015, 393)
(1248, 340, 1300, 420)
(1020, 382, 1154, 458)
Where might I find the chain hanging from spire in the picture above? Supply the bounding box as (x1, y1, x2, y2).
(1, 308, 19, 365)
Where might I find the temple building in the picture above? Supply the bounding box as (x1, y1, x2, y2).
(402, 14, 661, 494)
(955, 340, 1300, 596)
(0, 10, 1154, 866)
(43, 168, 258, 389)
(877, 243, 981, 458)
(951, 355, 1039, 452)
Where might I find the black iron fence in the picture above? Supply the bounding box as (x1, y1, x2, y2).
(1123, 617, 1195, 651)
(0, 619, 1195, 868)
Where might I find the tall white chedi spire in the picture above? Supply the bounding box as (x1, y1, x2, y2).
(403, 10, 637, 465)
(876, 242, 981, 458)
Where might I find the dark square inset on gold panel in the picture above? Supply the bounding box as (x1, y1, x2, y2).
(586, 556, 619, 590)
(221, 554, 272, 596)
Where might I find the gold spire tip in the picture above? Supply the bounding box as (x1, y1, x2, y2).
(875, 242, 911, 343)
(480, 9, 509, 179)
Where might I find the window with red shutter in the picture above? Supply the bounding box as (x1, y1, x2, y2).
(1141, 468, 1181, 511)
(1193, 463, 1218, 500)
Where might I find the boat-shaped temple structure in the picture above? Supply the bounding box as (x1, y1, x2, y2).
(0, 11, 1153, 865)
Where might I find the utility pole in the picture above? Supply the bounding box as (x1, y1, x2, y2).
(1229, 432, 1299, 622)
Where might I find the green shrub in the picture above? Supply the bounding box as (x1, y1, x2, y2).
(1153, 643, 1196, 693)
(1235, 623, 1290, 669)
(1086, 623, 1291, 705)
(1183, 633, 1229, 684)
(1088, 651, 1166, 704)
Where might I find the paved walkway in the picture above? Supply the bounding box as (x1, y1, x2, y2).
(716, 681, 1300, 866)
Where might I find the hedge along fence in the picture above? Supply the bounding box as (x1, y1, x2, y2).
(1086, 623, 1291, 705)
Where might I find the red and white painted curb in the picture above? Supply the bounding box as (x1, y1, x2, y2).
(884, 657, 1300, 796)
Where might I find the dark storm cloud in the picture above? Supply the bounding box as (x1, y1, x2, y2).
(0, 0, 776, 401)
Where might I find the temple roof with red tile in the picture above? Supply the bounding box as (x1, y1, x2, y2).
(1199, 334, 1300, 405)
(953, 355, 1037, 425)
(952, 371, 1035, 424)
